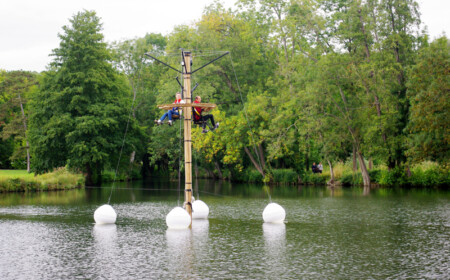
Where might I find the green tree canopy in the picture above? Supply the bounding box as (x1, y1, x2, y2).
(28, 10, 142, 185)
(406, 37, 450, 163)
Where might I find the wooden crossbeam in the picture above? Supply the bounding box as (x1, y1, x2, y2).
(157, 103, 216, 110)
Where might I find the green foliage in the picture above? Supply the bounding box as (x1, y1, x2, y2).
(272, 169, 298, 184)
(406, 37, 450, 163)
(3, 1, 448, 190)
(0, 167, 84, 192)
(28, 10, 143, 185)
(339, 173, 363, 186)
(408, 163, 449, 187)
(0, 71, 38, 169)
(301, 172, 329, 185)
(377, 167, 408, 186)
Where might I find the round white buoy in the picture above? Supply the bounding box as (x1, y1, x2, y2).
(192, 200, 209, 219)
(262, 203, 286, 223)
(166, 207, 191, 229)
(94, 204, 117, 224)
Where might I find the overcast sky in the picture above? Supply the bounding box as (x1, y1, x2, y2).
(0, 0, 448, 72)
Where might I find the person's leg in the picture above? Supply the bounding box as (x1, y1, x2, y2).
(202, 115, 214, 127)
(201, 116, 207, 129)
(168, 110, 173, 121)
(200, 116, 208, 132)
(160, 111, 169, 121)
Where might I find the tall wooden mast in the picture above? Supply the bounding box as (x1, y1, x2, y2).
(183, 52, 193, 218)
(145, 50, 229, 226)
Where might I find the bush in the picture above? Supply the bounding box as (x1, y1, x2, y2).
(0, 167, 84, 192)
(409, 164, 449, 187)
(272, 169, 298, 184)
(247, 169, 264, 182)
(339, 172, 363, 186)
(299, 172, 328, 185)
(377, 167, 408, 186)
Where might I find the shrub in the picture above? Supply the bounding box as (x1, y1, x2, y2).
(339, 172, 364, 186)
(409, 163, 449, 187)
(247, 169, 263, 182)
(1, 167, 84, 192)
(377, 167, 408, 186)
(272, 169, 298, 184)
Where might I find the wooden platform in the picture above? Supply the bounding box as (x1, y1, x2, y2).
(157, 103, 216, 110)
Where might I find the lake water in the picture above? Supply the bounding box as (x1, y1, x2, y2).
(0, 180, 449, 279)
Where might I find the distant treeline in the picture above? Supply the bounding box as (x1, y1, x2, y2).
(0, 1, 448, 187)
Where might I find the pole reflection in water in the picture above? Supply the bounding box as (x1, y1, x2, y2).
(263, 222, 287, 276)
(192, 219, 209, 242)
(166, 228, 194, 277)
(92, 224, 118, 278)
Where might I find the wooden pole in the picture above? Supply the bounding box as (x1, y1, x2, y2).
(183, 52, 193, 221)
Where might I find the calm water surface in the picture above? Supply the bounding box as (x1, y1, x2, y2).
(0, 180, 449, 279)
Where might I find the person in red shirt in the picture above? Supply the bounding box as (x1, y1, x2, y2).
(193, 96, 219, 133)
(155, 92, 185, 126)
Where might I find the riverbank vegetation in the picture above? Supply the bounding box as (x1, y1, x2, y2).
(1, 1, 448, 188)
(0, 168, 84, 192)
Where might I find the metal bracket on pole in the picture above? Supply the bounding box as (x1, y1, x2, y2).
(181, 50, 189, 74)
(191, 83, 199, 94)
(144, 53, 182, 74)
(191, 52, 229, 74)
(175, 77, 184, 98)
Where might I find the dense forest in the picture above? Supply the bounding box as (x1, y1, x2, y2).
(0, 0, 448, 187)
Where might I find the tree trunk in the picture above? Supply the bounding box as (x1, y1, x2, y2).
(369, 158, 373, 170)
(327, 159, 335, 185)
(406, 165, 412, 177)
(214, 160, 223, 179)
(357, 7, 371, 60)
(85, 163, 93, 186)
(17, 93, 30, 172)
(258, 143, 266, 170)
(357, 151, 371, 187)
(244, 146, 265, 177)
(353, 145, 358, 172)
(141, 153, 151, 179)
(206, 168, 216, 180)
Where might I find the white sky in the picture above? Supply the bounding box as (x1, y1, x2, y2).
(0, 0, 448, 72)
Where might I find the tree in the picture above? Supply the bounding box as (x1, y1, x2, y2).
(405, 37, 450, 163)
(110, 33, 168, 178)
(28, 10, 141, 185)
(0, 71, 38, 171)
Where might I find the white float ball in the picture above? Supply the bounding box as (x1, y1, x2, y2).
(262, 203, 286, 223)
(94, 204, 117, 224)
(166, 207, 191, 229)
(192, 200, 209, 219)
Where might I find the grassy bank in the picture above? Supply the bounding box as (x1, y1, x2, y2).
(0, 168, 85, 192)
(207, 161, 448, 188)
